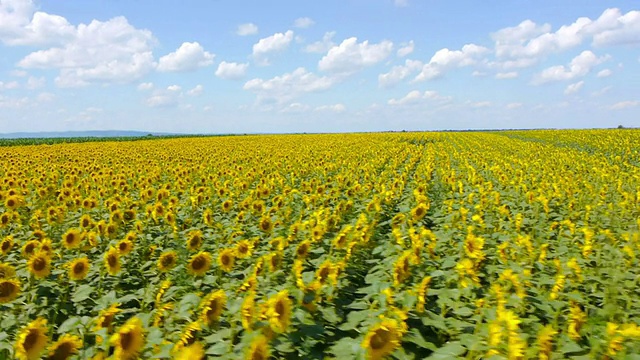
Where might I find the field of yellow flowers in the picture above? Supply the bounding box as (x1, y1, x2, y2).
(1, 130, 639, 359)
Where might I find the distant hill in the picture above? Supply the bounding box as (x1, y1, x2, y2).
(0, 130, 177, 139)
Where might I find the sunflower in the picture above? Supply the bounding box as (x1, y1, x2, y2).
(46, 334, 82, 360)
(0, 262, 16, 278)
(39, 239, 53, 256)
(295, 240, 312, 259)
(0, 278, 20, 304)
(5, 195, 20, 210)
(267, 252, 283, 272)
(200, 290, 227, 326)
(1, 235, 14, 255)
(157, 250, 178, 272)
(61, 229, 83, 250)
(258, 216, 273, 233)
(202, 208, 214, 226)
(241, 292, 255, 330)
(187, 251, 212, 276)
(68, 257, 90, 281)
(176, 321, 200, 350)
(221, 199, 233, 212)
(0, 212, 12, 227)
(117, 239, 134, 256)
(217, 248, 235, 272)
(235, 239, 254, 259)
(79, 214, 93, 229)
(362, 318, 403, 360)
(94, 303, 121, 332)
(104, 247, 121, 276)
(22, 240, 40, 258)
(28, 252, 51, 278)
(32, 229, 46, 241)
(410, 203, 428, 222)
(186, 230, 203, 251)
(174, 342, 205, 360)
(14, 318, 49, 360)
(333, 231, 349, 249)
(245, 335, 270, 360)
(109, 317, 145, 360)
(266, 290, 292, 333)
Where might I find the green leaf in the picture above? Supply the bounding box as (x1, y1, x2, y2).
(72, 284, 94, 303)
(404, 328, 437, 350)
(426, 341, 466, 359)
(57, 317, 81, 334)
(559, 340, 583, 354)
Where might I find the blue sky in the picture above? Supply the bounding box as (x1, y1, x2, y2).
(0, 0, 639, 133)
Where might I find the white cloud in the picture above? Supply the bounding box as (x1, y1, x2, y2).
(157, 42, 214, 72)
(0, 95, 29, 108)
(394, 0, 409, 7)
(564, 80, 584, 95)
(146, 93, 178, 108)
(215, 61, 249, 80)
(495, 71, 518, 79)
(167, 85, 181, 92)
(388, 90, 452, 106)
(415, 44, 489, 81)
(243, 67, 334, 104)
(318, 37, 394, 75)
(252, 30, 294, 65)
(137, 82, 154, 91)
(397, 41, 415, 57)
(187, 85, 203, 96)
(280, 102, 310, 113)
(304, 31, 336, 53)
(378, 59, 423, 88)
(591, 85, 612, 97)
(25, 76, 45, 89)
(472, 71, 488, 77)
(0, 80, 19, 90)
(17, 16, 156, 87)
(0, 0, 75, 46)
(237, 23, 258, 36)
(36, 92, 55, 102)
(293, 17, 315, 29)
(469, 101, 492, 108)
(506, 102, 523, 109)
(533, 50, 610, 84)
(596, 69, 612, 78)
(591, 9, 640, 47)
(610, 100, 639, 110)
(10, 70, 27, 77)
(315, 103, 346, 113)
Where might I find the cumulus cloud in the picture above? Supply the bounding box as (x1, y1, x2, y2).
(415, 44, 489, 81)
(564, 80, 584, 95)
(157, 42, 214, 72)
(315, 103, 346, 113)
(610, 100, 639, 110)
(590, 8, 640, 47)
(0, 80, 19, 90)
(252, 30, 294, 65)
(304, 31, 336, 53)
(236, 23, 258, 36)
(388, 90, 452, 106)
(167, 84, 181, 92)
(187, 84, 203, 96)
(243, 67, 334, 104)
(397, 41, 415, 57)
(532, 50, 610, 84)
(16, 16, 156, 87)
(137, 82, 154, 91)
(0, 0, 75, 46)
(293, 17, 315, 28)
(378, 59, 423, 88)
(215, 61, 249, 80)
(597, 69, 612, 78)
(495, 71, 518, 79)
(318, 37, 394, 75)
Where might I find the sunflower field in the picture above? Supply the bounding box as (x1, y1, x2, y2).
(0, 130, 639, 360)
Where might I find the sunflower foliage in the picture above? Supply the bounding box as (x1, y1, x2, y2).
(0, 130, 639, 359)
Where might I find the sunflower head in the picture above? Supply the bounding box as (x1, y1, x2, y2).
(68, 257, 90, 281)
(0, 277, 20, 304)
(246, 335, 270, 360)
(0, 262, 16, 279)
(200, 290, 227, 326)
(1, 236, 14, 255)
(217, 248, 235, 272)
(295, 240, 311, 259)
(22, 240, 40, 258)
(258, 217, 273, 233)
(266, 290, 292, 333)
(14, 318, 49, 360)
(61, 228, 83, 250)
(157, 250, 178, 272)
(188, 252, 212, 276)
(173, 342, 205, 360)
(186, 230, 203, 251)
(109, 317, 145, 360)
(104, 247, 121, 276)
(47, 334, 82, 360)
(410, 203, 429, 222)
(235, 239, 253, 259)
(117, 239, 134, 256)
(362, 318, 403, 360)
(241, 292, 256, 331)
(95, 303, 121, 332)
(28, 252, 51, 279)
